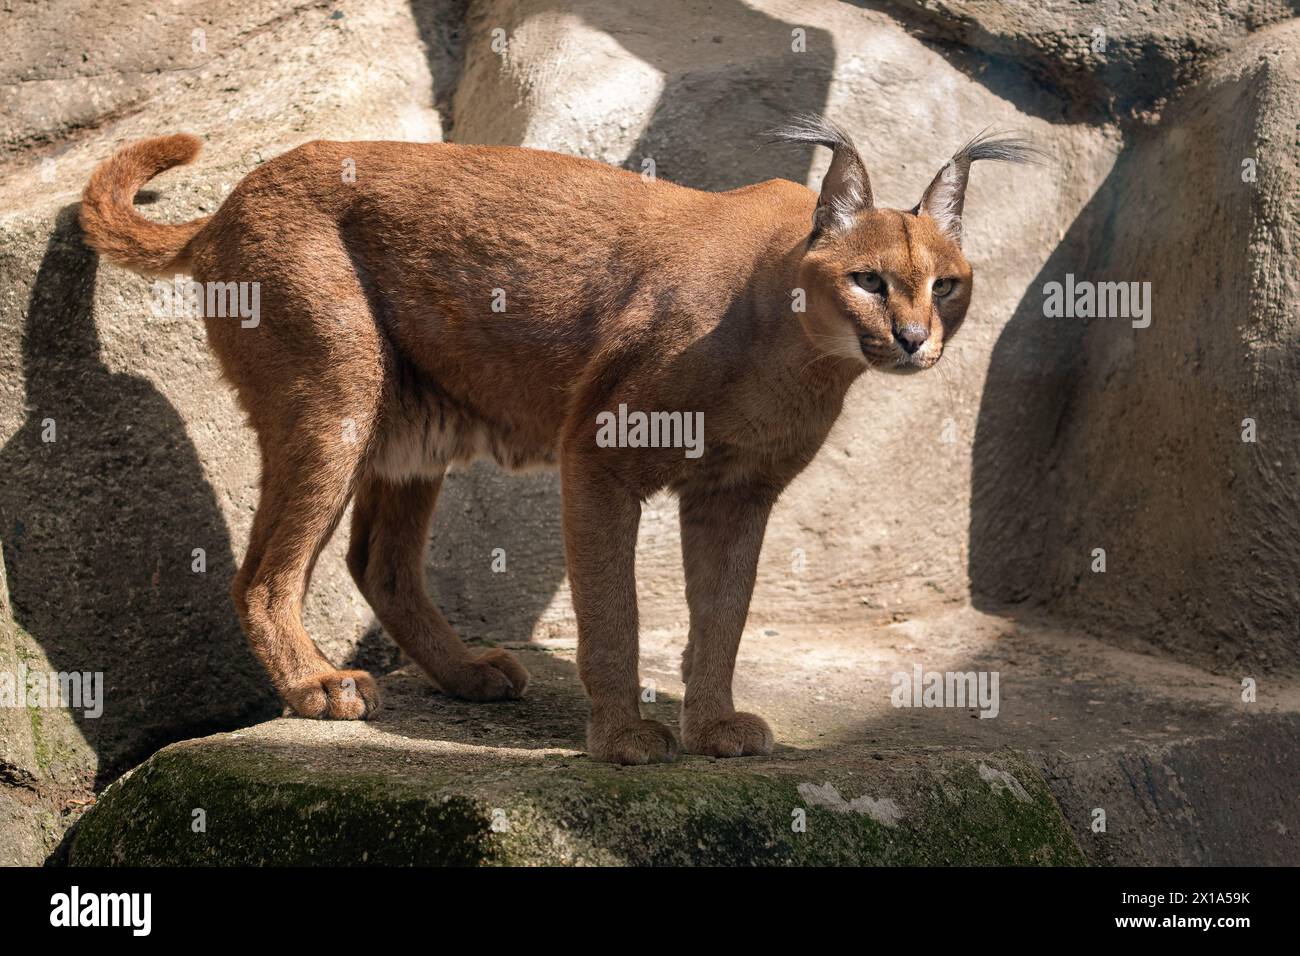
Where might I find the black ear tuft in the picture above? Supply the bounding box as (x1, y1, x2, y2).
(952, 129, 1049, 168)
(768, 114, 873, 235)
(914, 129, 1048, 245)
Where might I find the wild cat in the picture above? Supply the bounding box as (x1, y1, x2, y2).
(80, 117, 1037, 763)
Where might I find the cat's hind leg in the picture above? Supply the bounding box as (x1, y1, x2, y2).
(346, 470, 529, 701)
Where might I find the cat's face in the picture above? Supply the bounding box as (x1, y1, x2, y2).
(771, 119, 1039, 375)
(800, 208, 973, 374)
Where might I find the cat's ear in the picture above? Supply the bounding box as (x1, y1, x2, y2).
(768, 115, 871, 235)
(915, 130, 1046, 244)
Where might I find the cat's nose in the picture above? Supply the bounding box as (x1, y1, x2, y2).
(894, 324, 929, 354)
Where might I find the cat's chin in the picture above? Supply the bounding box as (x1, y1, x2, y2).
(875, 362, 928, 376)
(862, 348, 940, 375)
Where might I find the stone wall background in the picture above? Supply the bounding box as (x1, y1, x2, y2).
(1, 0, 1297, 862)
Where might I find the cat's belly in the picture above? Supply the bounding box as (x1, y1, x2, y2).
(369, 385, 559, 480)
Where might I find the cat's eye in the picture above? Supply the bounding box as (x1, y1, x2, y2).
(854, 272, 885, 294)
(932, 277, 956, 298)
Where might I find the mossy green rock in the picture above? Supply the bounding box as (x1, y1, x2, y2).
(69, 727, 1083, 866)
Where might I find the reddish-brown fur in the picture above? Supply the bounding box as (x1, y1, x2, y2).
(79, 122, 1032, 763)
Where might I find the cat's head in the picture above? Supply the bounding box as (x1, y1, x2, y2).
(773, 117, 1042, 375)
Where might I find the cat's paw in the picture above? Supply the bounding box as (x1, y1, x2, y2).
(285, 669, 381, 719)
(438, 649, 529, 701)
(588, 718, 679, 765)
(682, 711, 773, 757)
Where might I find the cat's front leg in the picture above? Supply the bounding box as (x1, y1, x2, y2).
(677, 484, 776, 757)
(562, 453, 678, 764)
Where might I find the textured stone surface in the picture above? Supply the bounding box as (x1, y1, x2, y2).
(970, 21, 1300, 673)
(67, 617, 1086, 866)
(1, 0, 1297, 863)
(69, 735, 1084, 866)
(886, 0, 1299, 122)
(68, 612, 1300, 865)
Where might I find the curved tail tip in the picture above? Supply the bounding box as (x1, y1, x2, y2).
(155, 132, 204, 169)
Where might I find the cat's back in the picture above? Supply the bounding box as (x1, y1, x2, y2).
(222, 139, 695, 227)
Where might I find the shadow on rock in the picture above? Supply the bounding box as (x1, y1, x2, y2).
(0, 206, 279, 786)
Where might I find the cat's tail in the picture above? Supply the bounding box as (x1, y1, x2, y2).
(80, 133, 212, 276)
